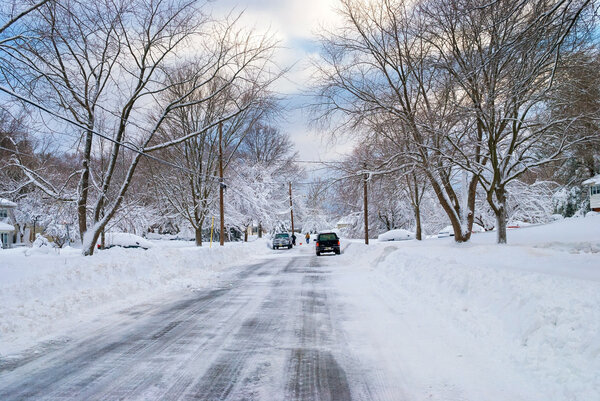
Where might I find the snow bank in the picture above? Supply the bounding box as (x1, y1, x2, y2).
(338, 215, 600, 400)
(0, 239, 271, 355)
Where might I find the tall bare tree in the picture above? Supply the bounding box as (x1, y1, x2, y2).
(150, 66, 280, 246)
(312, 0, 479, 242)
(422, 0, 595, 243)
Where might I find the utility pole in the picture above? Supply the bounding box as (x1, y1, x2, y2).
(219, 122, 225, 246)
(289, 182, 295, 234)
(32, 215, 38, 242)
(363, 164, 369, 245)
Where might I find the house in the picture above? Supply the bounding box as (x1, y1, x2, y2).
(0, 198, 17, 248)
(583, 174, 600, 212)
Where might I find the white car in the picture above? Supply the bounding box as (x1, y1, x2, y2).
(437, 225, 454, 238)
(378, 229, 416, 241)
(100, 232, 153, 250)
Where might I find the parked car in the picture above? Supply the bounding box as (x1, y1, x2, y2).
(99, 232, 153, 250)
(438, 224, 486, 238)
(272, 233, 292, 249)
(437, 225, 455, 238)
(378, 229, 415, 241)
(315, 232, 340, 256)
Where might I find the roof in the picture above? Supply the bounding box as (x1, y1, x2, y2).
(0, 198, 17, 208)
(582, 174, 600, 186)
(0, 222, 15, 231)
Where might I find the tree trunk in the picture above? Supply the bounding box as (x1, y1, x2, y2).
(258, 222, 262, 238)
(83, 229, 100, 256)
(195, 227, 203, 246)
(495, 187, 508, 244)
(411, 174, 423, 241)
(244, 227, 248, 242)
(466, 175, 478, 234)
(426, 173, 471, 243)
(77, 131, 94, 243)
(414, 204, 422, 240)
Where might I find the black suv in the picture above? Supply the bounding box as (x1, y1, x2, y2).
(315, 232, 340, 256)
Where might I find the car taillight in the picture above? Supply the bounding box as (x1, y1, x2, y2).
(316, 242, 319, 247)
(337, 240, 340, 245)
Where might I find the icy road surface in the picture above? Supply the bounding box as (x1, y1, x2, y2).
(0, 246, 385, 400)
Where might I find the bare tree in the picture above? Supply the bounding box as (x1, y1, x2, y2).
(547, 50, 600, 182)
(238, 123, 298, 168)
(150, 66, 280, 246)
(312, 0, 479, 242)
(235, 122, 298, 239)
(422, 0, 595, 243)
(0, 0, 52, 39)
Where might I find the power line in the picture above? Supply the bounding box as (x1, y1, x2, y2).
(0, 86, 341, 185)
(1, 86, 357, 192)
(0, 85, 198, 175)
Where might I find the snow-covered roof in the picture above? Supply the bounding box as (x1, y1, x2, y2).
(0, 198, 17, 208)
(582, 174, 600, 186)
(0, 222, 15, 231)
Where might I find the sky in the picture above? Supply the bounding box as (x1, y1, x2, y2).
(212, 0, 357, 165)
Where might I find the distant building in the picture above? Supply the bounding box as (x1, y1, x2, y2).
(0, 198, 17, 248)
(583, 174, 600, 212)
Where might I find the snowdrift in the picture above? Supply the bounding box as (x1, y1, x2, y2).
(338, 214, 600, 400)
(0, 240, 271, 355)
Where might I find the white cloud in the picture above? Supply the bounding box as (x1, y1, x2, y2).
(212, 0, 341, 41)
(210, 0, 352, 163)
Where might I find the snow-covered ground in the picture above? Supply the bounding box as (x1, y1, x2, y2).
(1, 215, 598, 400)
(334, 213, 600, 400)
(0, 238, 272, 356)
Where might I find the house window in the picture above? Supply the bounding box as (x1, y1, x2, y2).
(591, 185, 600, 196)
(0, 208, 7, 218)
(1, 232, 8, 248)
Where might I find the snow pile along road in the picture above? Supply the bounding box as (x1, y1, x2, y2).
(0, 239, 271, 355)
(336, 214, 600, 401)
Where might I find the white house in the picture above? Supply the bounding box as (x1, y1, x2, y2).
(582, 174, 600, 212)
(0, 198, 17, 248)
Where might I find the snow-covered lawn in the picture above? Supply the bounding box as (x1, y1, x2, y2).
(334, 213, 600, 400)
(0, 239, 272, 356)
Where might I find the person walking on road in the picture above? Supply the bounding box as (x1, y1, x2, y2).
(305, 233, 310, 244)
(291, 233, 296, 246)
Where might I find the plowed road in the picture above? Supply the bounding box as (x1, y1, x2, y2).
(0, 247, 395, 400)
